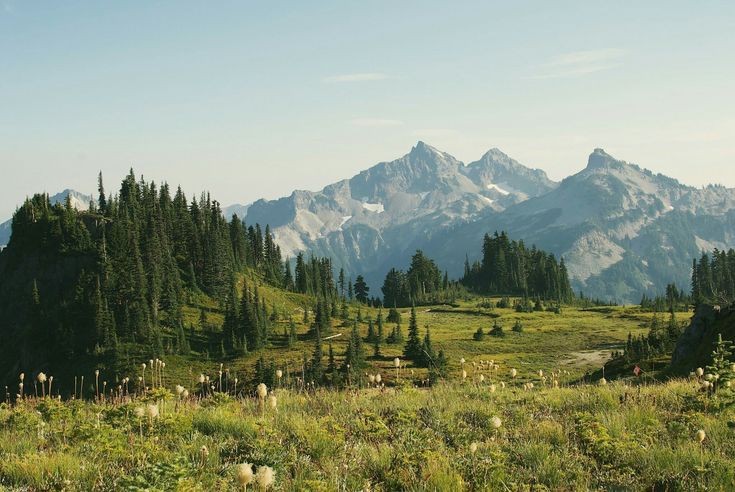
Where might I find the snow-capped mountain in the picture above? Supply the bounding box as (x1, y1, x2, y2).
(245, 141, 557, 290)
(0, 190, 93, 248)
(245, 143, 735, 303)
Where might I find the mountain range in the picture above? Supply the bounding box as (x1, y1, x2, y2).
(3, 143, 733, 303)
(245, 142, 735, 303)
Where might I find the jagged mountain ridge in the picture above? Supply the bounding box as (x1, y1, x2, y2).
(245, 141, 556, 258)
(245, 144, 735, 303)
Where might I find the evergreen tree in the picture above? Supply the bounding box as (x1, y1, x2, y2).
(403, 305, 422, 361)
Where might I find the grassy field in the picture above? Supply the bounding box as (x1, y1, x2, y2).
(173, 297, 656, 389)
(4, 298, 727, 491)
(1, 378, 733, 490)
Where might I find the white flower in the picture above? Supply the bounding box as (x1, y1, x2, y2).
(696, 429, 706, 443)
(462, 370, 467, 379)
(538, 370, 544, 377)
(490, 416, 502, 429)
(705, 373, 714, 381)
(256, 383, 268, 400)
(489, 384, 496, 393)
(134, 406, 145, 418)
(695, 367, 704, 377)
(145, 403, 159, 419)
(599, 378, 607, 386)
(236, 463, 254, 486)
(255, 465, 275, 489)
(37, 372, 47, 383)
(175, 385, 185, 395)
(368, 374, 376, 383)
(510, 368, 517, 378)
(276, 370, 283, 379)
(479, 374, 485, 383)
(182, 389, 189, 399)
(19, 373, 24, 382)
(375, 374, 382, 384)
(394, 357, 401, 368)
(469, 442, 478, 454)
(198, 374, 206, 384)
(268, 394, 277, 409)
(460, 358, 465, 365)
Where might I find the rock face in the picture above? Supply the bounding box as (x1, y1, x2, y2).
(245, 141, 557, 291)
(244, 143, 735, 303)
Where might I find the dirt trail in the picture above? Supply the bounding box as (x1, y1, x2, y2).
(564, 349, 614, 367)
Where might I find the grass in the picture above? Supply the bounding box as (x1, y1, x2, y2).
(4, 296, 729, 490)
(0, 379, 733, 490)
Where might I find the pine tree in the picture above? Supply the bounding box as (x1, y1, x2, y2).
(403, 305, 422, 361)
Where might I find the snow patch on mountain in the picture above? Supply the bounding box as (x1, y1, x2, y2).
(339, 216, 352, 230)
(362, 202, 385, 213)
(486, 183, 510, 195)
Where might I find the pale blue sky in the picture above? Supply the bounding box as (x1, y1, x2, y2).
(1, 1, 734, 218)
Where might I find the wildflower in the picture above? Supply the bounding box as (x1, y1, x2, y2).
(479, 374, 485, 383)
(182, 389, 189, 399)
(500, 381, 506, 389)
(268, 395, 277, 410)
(394, 357, 400, 368)
(489, 384, 496, 393)
(145, 403, 159, 419)
(696, 429, 706, 443)
(198, 374, 206, 384)
(469, 442, 478, 454)
(490, 416, 502, 429)
(460, 357, 465, 365)
(538, 370, 544, 377)
(175, 385, 185, 396)
(255, 465, 275, 489)
(462, 370, 467, 380)
(510, 368, 517, 378)
(695, 367, 704, 377)
(599, 378, 607, 386)
(276, 370, 283, 379)
(704, 373, 714, 381)
(375, 374, 382, 384)
(19, 373, 24, 382)
(37, 372, 47, 383)
(134, 406, 145, 418)
(256, 383, 268, 400)
(368, 374, 376, 384)
(236, 462, 255, 487)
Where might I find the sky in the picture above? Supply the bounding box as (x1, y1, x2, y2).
(1, 1, 734, 219)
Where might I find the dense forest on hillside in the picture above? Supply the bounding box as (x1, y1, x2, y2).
(0, 171, 347, 383)
(381, 250, 464, 307)
(460, 231, 574, 302)
(691, 249, 735, 306)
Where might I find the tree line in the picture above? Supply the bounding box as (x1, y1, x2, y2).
(461, 231, 574, 302)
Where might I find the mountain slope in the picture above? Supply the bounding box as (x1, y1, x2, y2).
(246, 145, 735, 303)
(245, 142, 557, 285)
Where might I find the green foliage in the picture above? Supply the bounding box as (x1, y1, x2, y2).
(462, 231, 574, 302)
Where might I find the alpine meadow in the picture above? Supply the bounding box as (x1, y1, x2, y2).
(2, 2, 735, 491)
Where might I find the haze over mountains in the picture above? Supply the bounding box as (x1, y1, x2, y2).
(245, 142, 735, 303)
(3, 143, 734, 303)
